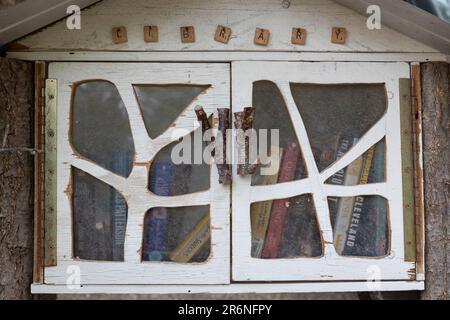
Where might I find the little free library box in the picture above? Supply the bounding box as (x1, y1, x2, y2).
(2, 0, 449, 296)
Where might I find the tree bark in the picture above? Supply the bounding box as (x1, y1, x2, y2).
(421, 62, 450, 300)
(0, 57, 34, 299)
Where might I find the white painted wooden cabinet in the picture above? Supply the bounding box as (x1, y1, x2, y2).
(47, 63, 231, 285)
(231, 62, 414, 282)
(37, 61, 423, 293)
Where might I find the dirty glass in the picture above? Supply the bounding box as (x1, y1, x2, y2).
(328, 195, 389, 257)
(290, 83, 387, 173)
(251, 194, 322, 259)
(251, 81, 307, 187)
(72, 167, 128, 261)
(142, 205, 210, 263)
(149, 125, 210, 196)
(325, 138, 386, 185)
(290, 83, 388, 257)
(71, 80, 135, 178)
(133, 85, 209, 139)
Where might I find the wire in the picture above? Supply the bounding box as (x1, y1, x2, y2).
(0, 147, 42, 155)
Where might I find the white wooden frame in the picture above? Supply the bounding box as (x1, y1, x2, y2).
(34, 60, 424, 294)
(31, 280, 424, 294)
(232, 61, 414, 282)
(46, 62, 230, 285)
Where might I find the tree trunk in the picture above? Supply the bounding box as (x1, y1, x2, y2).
(0, 57, 34, 299)
(421, 62, 450, 300)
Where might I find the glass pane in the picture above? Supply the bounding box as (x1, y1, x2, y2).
(328, 195, 389, 257)
(72, 167, 128, 261)
(251, 194, 322, 259)
(133, 85, 209, 139)
(71, 80, 135, 178)
(291, 83, 386, 172)
(149, 126, 210, 196)
(325, 139, 386, 185)
(251, 81, 307, 186)
(142, 206, 210, 263)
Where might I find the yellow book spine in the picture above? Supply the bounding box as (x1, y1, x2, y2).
(334, 140, 365, 254)
(250, 147, 282, 258)
(170, 213, 210, 263)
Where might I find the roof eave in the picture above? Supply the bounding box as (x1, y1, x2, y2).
(334, 0, 450, 54)
(0, 0, 101, 46)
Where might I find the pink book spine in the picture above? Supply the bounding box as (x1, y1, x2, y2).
(262, 142, 301, 259)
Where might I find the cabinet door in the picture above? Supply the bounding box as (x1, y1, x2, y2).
(232, 61, 415, 282)
(46, 63, 230, 285)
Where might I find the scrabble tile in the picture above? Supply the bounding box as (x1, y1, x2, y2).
(112, 26, 128, 44)
(291, 27, 307, 45)
(214, 25, 232, 44)
(144, 25, 159, 43)
(254, 28, 270, 46)
(331, 27, 347, 44)
(180, 26, 195, 43)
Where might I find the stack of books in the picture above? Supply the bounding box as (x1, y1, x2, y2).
(250, 137, 387, 259)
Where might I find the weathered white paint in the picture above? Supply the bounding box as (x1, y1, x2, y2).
(7, 51, 449, 63)
(31, 281, 424, 294)
(16, 0, 437, 53)
(232, 61, 414, 281)
(47, 62, 231, 285)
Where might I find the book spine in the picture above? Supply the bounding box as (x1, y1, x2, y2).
(110, 150, 129, 261)
(261, 142, 301, 259)
(168, 164, 192, 252)
(370, 140, 388, 256)
(251, 146, 281, 258)
(333, 138, 363, 255)
(170, 213, 211, 263)
(73, 169, 112, 261)
(342, 145, 375, 255)
(144, 162, 173, 261)
(278, 155, 309, 258)
(326, 137, 353, 225)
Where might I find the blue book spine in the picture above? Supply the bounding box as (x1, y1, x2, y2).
(110, 150, 129, 261)
(370, 140, 388, 256)
(144, 162, 173, 261)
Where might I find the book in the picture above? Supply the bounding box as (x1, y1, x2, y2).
(326, 136, 353, 226)
(341, 145, 375, 256)
(278, 155, 316, 258)
(166, 164, 191, 253)
(72, 168, 113, 261)
(143, 162, 173, 261)
(110, 150, 129, 261)
(170, 213, 210, 263)
(369, 140, 388, 256)
(250, 146, 282, 258)
(333, 138, 363, 255)
(261, 142, 301, 259)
